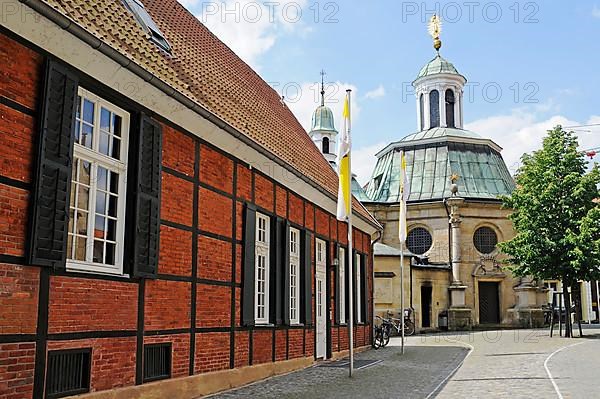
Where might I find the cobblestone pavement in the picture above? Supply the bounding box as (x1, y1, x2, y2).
(208, 326, 600, 399)
(209, 344, 468, 399)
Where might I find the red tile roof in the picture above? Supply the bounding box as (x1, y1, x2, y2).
(41, 0, 378, 226)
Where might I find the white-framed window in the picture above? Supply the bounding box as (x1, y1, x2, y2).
(356, 254, 362, 324)
(316, 239, 326, 266)
(67, 88, 130, 275)
(316, 239, 327, 320)
(289, 227, 300, 325)
(255, 213, 270, 324)
(339, 247, 346, 324)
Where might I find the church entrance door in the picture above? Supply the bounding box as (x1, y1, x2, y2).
(479, 282, 500, 324)
(421, 286, 432, 328)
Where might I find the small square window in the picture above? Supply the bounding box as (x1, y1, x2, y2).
(143, 343, 171, 383)
(46, 348, 91, 399)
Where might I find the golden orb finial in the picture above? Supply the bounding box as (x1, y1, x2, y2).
(428, 14, 442, 52)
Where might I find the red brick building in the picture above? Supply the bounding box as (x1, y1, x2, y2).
(0, 0, 380, 398)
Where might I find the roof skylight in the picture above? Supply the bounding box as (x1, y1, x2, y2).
(122, 0, 171, 52)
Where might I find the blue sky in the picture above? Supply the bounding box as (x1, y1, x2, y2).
(179, 1, 600, 183)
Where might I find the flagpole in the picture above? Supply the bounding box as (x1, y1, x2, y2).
(398, 152, 409, 355)
(400, 239, 405, 354)
(346, 89, 354, 378)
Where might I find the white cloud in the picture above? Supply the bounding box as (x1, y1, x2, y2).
(352, 142, 387, 185)
(593, 5, 600, 18)
(466, 110, 600, 175)
(284, 81, 361, 133)
(177, 0, 201, 7)
(365, 85, 386, 99)
(187, 0, 309, 69)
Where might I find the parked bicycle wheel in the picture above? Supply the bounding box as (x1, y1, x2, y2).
(382, 323, 392, 347)
(373, 326, 384, 349)
(404, 321, 416, 336)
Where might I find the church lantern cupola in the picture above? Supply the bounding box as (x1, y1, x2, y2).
(413, 15, 466, 131)
(309, 71, 338, 167)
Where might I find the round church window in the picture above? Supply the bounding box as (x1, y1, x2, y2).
(406, 227, 433, 255)
(473, 226, 498, 254)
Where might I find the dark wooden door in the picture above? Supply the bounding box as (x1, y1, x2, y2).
(479, 282, 500, 324)
(421, 286, 432, 328)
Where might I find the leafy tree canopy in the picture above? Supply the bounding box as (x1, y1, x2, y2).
(499, 126, 600, 284)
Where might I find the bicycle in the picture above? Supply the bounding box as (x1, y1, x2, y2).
(385, 309, 416, 339)
(373, 316, 390, 349)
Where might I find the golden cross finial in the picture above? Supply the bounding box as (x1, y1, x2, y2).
(428, 14, 442, 52)
(450, 173, 460, 183)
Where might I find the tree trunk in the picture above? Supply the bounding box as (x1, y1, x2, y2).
(562, 282, 572, 338)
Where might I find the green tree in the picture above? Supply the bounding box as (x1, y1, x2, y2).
(499, 126, 600, 337)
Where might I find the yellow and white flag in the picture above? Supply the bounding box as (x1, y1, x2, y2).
(399, 151, 410, 243)
(337, 91, 352, 221)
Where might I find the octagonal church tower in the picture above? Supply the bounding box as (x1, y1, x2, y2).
(364, 19, 545, 331)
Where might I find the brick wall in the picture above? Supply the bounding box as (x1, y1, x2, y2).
(194, 332, 230, 374)
(162, 124, 195, 177)
(198, 188, 232, 237)
(0, 265, 39, 334)
(0, 104, 34, 183)
(200, 146, 233, 194)
(197, 236, 231, 282)
(0, 342, 35, 399)
(161, 173, 194, 227)
(0, 185, 28, 257)
(0, 34, 42, 110)
(196, 284, 230, 328)
(251, 330, 272, 365)
(48, 277, 138, 333)
(159, 225, 193, 277)
(144, 280, 191, 331)
(0, 30, 375, 399)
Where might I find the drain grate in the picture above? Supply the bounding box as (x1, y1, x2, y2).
(318, 359, 382, 370)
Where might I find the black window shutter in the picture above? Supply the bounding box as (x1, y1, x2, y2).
(282, 221, 291, 325)
(334, 243, 340, 325)
(271, 217, 285, 325)
(132, 115, 162, 277)
(242, 203, 257, 327)
(361, 254, 368, 323)
(352, 250, 358, 322)
(28, 60, 79, 268)
(302, 230, 313, 326)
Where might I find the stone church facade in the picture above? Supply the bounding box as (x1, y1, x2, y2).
(361, 46, 547, 331)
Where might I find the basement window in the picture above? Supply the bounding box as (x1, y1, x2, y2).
(46, 348, 91, 399)
(122, 0, 172, 52)
(143, 343, 172, 382)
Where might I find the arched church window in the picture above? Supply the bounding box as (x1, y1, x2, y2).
(322, 137, 330, 154)
(419, 93, 425, 130)
(473, 226, 498, 254)
(429, 90, 440, 128)
(445, 89, 455, 128)
(406, 227, 433, 255)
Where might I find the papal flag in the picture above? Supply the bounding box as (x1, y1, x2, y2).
(399, 151, 410, 243)
(336, 91, 352, 221)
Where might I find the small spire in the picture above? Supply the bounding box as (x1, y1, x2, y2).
(428, 14, 442, 53)
(320, 69, 326, 106)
